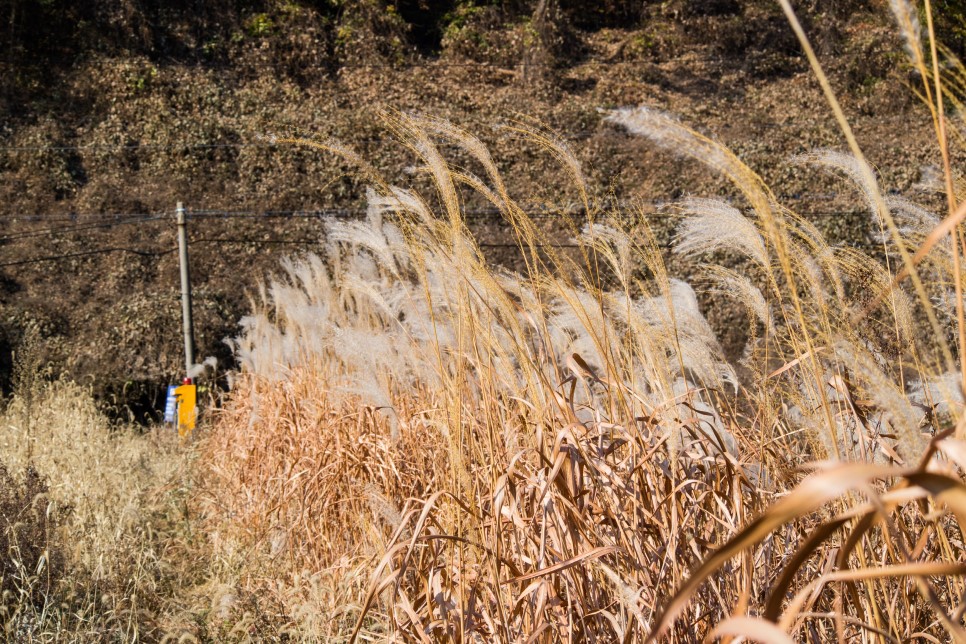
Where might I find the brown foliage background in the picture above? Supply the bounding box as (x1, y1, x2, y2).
(0, 0, 957, 417)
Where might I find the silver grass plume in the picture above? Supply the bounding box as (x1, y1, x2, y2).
(366, 483, 404, 531)
(325, 204, 402, 276)
(605, 105, 781, 233)
(337, 372, 400, 439)
(888, 0, 925, 68)
(339, 274, 396, 325)
(641, 279, 737, 390)
(498, 119, 589, 207)
(703, 265, 775, 335)
(932, 287, 961, 319)
(798, 150, 887, 227)
(396, 114, 462, 227)
(784, 208, 844, 300)
(674, 197, 770, 268)
(669, 377, 736, 455)
(378, 185, 436, 228)
(913, 164, 944, 194)
(579, 223, 633, 284)
(605, 107, 729, 179)
(788, 239, 832, 308)
(415, 114, 510, 210)
(603, 291, 675, 397)
(837, 246, 916, 343)
(886, 195, 942, 239)
(598, 562, 645, 627)
(548, 286, 616, 373)
(833, 340, 927, 462)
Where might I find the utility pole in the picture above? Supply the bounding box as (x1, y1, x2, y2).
(176, 202, 195, 375)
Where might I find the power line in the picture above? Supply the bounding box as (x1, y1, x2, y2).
(187, 208, 622, 220)
(0, 239, 575, 267)
(8, 211, 170, 223)
(0, 215, 165, 242)
(0, 142, 274, 152)
(0, 230, 898, 269)
(190, 237, 579, 249)
(2, 191, 872, 227)
(2, 201, 884, 229)
(125, 54, 788, 72)
(0, 197, 912, 268)
(0, 139, 481, 152)
(0, 246, 174, 268)
(189, 208, 363, 219)
(175, 237, 921, 253)
(0, 204, 892, 245)
(0, 134, 601, 153)
(190, 237, 320, 246)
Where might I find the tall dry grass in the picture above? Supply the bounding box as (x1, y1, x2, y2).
(0, 341, 196, 641)
(195, 2, 966, 641)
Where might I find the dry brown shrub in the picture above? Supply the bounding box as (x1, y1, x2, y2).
(199, 370, 448, 634)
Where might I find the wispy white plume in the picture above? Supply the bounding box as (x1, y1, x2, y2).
(640, 279, 736, 390)
(888, 0, 924, 67)
(797, 150, 886, 226)
(187, 356, 219, 380)
(605, 107, 728, 178)
(498, 120, 588, 204)
(366, 483, 404, 530)
(674, 197, 769, 267)
(886, 195, 942, 239)
(325, 218, 400, 276)
(704, 266, 774, 335)
(834, 340, 926, 462)
(913, 164, 943, 194)
(932, 287, 960, 320)
(668, 377, 736, 455)
(579, 223, 633, 281)
(375, 185, 436, 229)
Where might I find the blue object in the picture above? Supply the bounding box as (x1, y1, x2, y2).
(164, 385, 178, 423)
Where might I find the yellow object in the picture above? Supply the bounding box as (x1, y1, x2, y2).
(174, 384, 197, 437)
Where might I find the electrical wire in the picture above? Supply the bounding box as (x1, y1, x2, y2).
(190, 237, 321, 246)
(0, 215, 166, 242)
(0, 134, 597, 152)
(5, 197, 867, 227)
(0, 246, 174, 268)
(115, 54, 778, 72)
(0, 200, 898, 268)
(8, 211, 174, 223)
(0, 234, 891, 268)
(0, 206, 884, 247)
(186, 208, 641, 220)
(188, 208, 362, 219)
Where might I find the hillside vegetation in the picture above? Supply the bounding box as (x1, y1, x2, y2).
(1, 0, 962, 415)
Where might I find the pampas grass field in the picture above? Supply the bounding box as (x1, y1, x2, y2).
(7, 1, 966, 641)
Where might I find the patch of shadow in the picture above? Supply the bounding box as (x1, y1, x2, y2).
(0, 274, 21, 297)
(560, 76, 598, 94)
